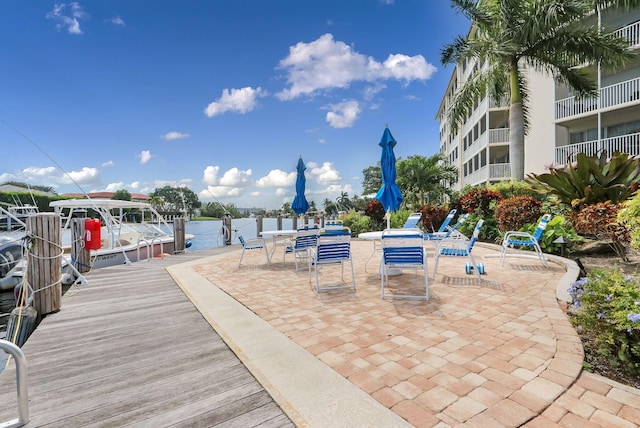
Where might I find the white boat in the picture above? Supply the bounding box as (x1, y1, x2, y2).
(0, 204, 36, 232)
(50, 199, 195, 270)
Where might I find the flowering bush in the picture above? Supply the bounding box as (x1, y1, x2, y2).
(418, 204, 449, 232)
(574, 202, 630, 261)
(568, 268, 640, 375)
(459, 188, 502, 216)
(494, 195, 543, 232)
(364, 200, 386, 230)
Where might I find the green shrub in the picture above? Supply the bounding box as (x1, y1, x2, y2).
(568, 268, 640, 376)
(487, 180, 536, 199)
(517, 215, 582, 255)
(457, 213, 500, 242)
(389, 209, 414, 229)
(340, 211, 371, 236)
(619, 191, 640, 252)
(494, 195, 543, 232)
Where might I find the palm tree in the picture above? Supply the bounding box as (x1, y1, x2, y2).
(441, 0, 636, 181)
(397, 154, 458, 207)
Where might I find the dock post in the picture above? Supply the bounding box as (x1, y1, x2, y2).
(27, 213, 62, 318)
(277, 214, 282, 231)
(173, 217, 186, 253)
(223, 213, 232, 245)
(292, 216, 298, 230)
(256, 215, 263, 237)
(71, 218, 91, 273)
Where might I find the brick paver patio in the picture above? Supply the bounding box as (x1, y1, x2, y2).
(193, 239, 640, 427)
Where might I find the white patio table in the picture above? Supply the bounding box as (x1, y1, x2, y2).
(260, 229, 298, 260)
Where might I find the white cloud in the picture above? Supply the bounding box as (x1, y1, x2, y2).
(255, 169, 296, 187)
(307, 162, 341, 184)
(63, 167, 100, 185)
(101, 160, 114, 167)
(202, 165, 220, 186)
(162, 131, 189, 141)
(204, 86, 268, 117)
(46, 2, 87, 35)
(219, 167, 252, 187)
(326, 100, 360, 128)
(139, 150, 151, 164)
(199, 186, 244, 199)
(109, 16, 125, 26)
(276, 33, 436, 100)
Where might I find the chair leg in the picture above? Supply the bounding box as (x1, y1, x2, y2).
(238, 249, 245, 267)
(264, 246, 271, 266)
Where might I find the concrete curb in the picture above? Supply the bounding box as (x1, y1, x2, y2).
(167, 254, 411, 428)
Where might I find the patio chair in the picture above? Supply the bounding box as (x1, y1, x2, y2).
(238, 234, 271, 268)
(500, 214, 552, 267)
(309, 227, 355, 293)
(403, 212, 423, 229)
(424, 213, 469, 246)
(432, 219, 484, 279)
(423, 209, 456, 236)
(381, 228, 429, 300)
(283, 228, 319, 270)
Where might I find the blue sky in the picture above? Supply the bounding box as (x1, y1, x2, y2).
(0, 1, 469, 209)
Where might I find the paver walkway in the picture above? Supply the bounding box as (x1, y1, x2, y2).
(182, 240, 640, 427)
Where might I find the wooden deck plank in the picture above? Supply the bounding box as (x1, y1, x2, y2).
(0, 248, 294, 427)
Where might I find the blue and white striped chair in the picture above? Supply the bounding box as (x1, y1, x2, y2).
(309, 227, 355, 293)
(403, 212, 423, 228)
(500, 214, 552, 267)
(237, 234, 271, 268)
(424, 212, 469, 246)
(433, 219, 484, 279)
(381, 229, 428, 300)
(283, 228, 319, 270)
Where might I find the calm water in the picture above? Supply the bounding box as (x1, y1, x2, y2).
(184, 217, 294, 251)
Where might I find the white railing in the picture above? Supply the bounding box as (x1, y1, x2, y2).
(464, 165, 488, 186)
(554, 132, 640, 164)
(489, 128, 509, 144)
(489, 163, 511, 179)
(614, 20, 640, 49)
(555, 77, 640, 120)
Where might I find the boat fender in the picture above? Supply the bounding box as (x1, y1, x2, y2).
(186, 241, 192, 248)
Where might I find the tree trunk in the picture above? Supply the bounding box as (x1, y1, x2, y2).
(509, 102, 525, 180)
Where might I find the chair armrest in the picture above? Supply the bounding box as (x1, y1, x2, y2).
(436, 236, 469, 250)
(502, 231, 535, 244)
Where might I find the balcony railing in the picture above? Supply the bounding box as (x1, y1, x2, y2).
(489, 128, 509, 144)
(614, 20, 640, 49)
(489, 163, 511, 179)
(555, 76, 640, 120)
(554, 132, 640, 164)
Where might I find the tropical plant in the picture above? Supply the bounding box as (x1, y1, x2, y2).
(494, 195, 542, 232)
(487, 180, 536, 200)
(574, 202, 630, 261)
(361, 163, 382, 196)
(418, 204, 449, 233)
(618, 191, 640, 252)
(111, 189, 131, 201)
(150, 186, 201, 217)
(517, 215, 583, 255)
(526, 152, 640, 215)
(364, 199, 386, 230)
(457, 213, 500, 242)
(459, 187, 502, 216)
(441, 0, 635, 181)
(396, 154, 458, 207)
(568, 268, 640, 376)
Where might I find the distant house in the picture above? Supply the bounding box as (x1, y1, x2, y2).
(61, 192, 150, 202)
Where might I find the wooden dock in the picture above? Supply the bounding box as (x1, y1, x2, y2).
(0, 248, 294, 427)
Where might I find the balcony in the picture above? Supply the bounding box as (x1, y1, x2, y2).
(463, 163, 511, 187)
(489, 128, 509, 144)
(554, 132, 640, 164)
(555, 76, 640, 120)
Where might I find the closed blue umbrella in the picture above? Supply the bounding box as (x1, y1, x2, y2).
(292, 157, 310, 215)
(375, 127, 403, 228)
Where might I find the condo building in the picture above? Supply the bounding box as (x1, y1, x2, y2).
(436, 6, 640, 190)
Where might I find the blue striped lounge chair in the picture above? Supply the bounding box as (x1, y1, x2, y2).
(381, 228, 428, 300)
(238, 234, 271, 268)
(500, 214, 552, 268)
(433, 219, 484, 279)
(403, 212, 423, 229)
(424, 212, 469, 245)
(309, 227, 355, 293)
(284, 228, 319, 270)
